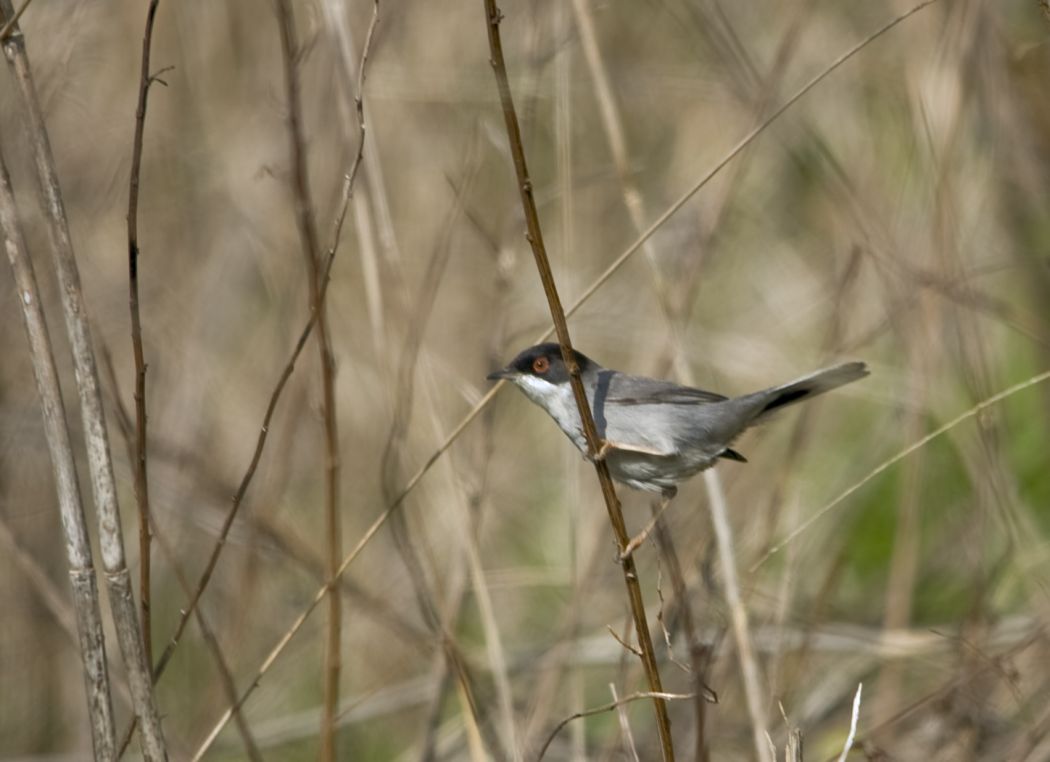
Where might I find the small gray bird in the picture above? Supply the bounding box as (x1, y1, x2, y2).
(488, 343, 868, 497)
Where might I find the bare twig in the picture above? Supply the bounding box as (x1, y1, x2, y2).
(181, 0, 380, 752)
(608, 625, 642, 657)
(325, 0, 379, 266)
(787, 728, 804, 762)
(620, 493, 673, 561)
(321, 0, 388, 352)
(0, 0, 30, 40)
(537, 692, 696, 761)
(481, 1, 675, 757)
(124, 1, 381, 750)
(126, 0, 161, 670)
(0, 3, 167, 757)
(0, 129, 117, 762)
(273, 2, 343, 758)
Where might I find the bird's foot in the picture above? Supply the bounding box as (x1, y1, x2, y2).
(619, 529, 649, 561)
(587, 440, 612, 463)
(618, 489, 676, 562)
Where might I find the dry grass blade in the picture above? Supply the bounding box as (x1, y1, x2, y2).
(611, 683, 642, 762)
(753, 369, 1050, 571)
(272, 1, 343, 757)
(705, 468, 772, 762)
(537, 692, 696, 761)
(836, 683, 863, 762)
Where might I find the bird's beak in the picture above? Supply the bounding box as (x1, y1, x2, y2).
(487, 367, 516, 381)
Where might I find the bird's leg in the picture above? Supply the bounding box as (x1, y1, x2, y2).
(588, 440, 613, 462)
(620, 488, 676, 561)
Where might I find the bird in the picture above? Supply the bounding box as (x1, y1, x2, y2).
(488, 342, 868, 497)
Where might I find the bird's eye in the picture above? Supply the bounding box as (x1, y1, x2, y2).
(532, 356, 550, 374)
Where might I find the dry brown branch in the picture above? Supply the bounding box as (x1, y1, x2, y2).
(324, 0, 380, 267)
(136, 0, 381, 747)
(272, 2, 343, 757)
(321, 0, 388, 351)
(126, 0, 161, 671)
(0, 2, 168, 757)
(0, 129, 117, 762)
(537, 691, 696, 761)
(481, 1, 675, 757)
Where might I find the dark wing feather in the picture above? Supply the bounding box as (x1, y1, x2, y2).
(607, 376, 727, 406)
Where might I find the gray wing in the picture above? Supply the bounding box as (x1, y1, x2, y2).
(591, 372, 730, 457)
(605, 373, 727, 405)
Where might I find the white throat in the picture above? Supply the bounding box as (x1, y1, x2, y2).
(513, 375, 587, 452)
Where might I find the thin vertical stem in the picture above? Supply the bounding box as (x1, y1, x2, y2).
(274, 2, 343, 758)
(480, 2, 675, 758)
(127, 0, 162, 669)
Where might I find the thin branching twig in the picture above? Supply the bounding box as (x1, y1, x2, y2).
(146, 0, 378, 712)
(537, 691, 696, 761)
(481, 0, 675, 756)
(126, 0, 162, 670)
(273, 2, 343, 757)
(182, 3, 380, 754)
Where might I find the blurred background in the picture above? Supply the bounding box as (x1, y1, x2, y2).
(2, 0, 1050, 759)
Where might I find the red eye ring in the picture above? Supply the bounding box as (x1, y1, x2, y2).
(532, 356, 550, 374)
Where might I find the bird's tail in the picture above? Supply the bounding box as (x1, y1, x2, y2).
(750, 361, 869, 422)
